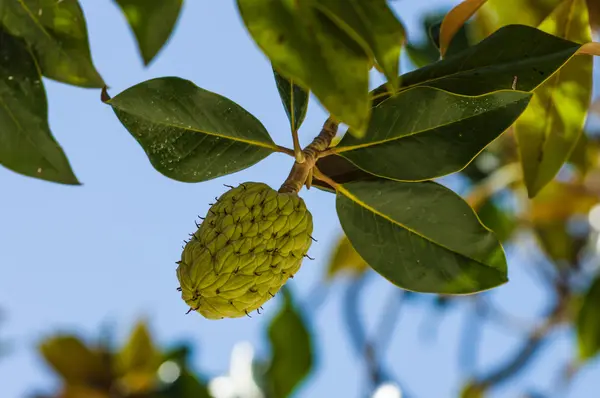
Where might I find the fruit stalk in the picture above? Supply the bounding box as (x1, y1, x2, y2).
(279, 118, 338, 194)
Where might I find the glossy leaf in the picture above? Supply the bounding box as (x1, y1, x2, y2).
(1, 0, 104, 87)
(107, 77, 277, 182)
(266, 288, 313, 398)
(515, 0, 593, 197)
(371, 25, 582, 106)
(114, 0, 183, 65)
(326, 234, 368, 280)
(273, 67, 309, 132)
(312, 0, 405, 88)
(313, 154, 378, 193)
(439, 0, 487, 57)
(336, 180, 508, 294)
(334, 87, 531, 181)
(0, 29, 79, 185)
(237, 0, 371, 135)
(39, 336, 108, 384)
(577, 275, 600, 360)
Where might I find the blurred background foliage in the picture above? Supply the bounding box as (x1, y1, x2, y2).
(3, 0, 600, 397)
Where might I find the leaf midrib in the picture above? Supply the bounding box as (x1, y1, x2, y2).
(337, 184, 502, 271)
(111, 104, 277, 151)
(334, 90, 528, 153)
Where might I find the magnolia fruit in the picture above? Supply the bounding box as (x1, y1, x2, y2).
(176, 182, 313, 319)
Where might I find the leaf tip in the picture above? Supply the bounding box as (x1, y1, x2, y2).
(101, 86, 112, 103)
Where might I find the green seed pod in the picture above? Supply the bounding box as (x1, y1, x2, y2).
(177, 182, 313, 319)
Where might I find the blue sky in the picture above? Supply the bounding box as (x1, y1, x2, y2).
(1, 1, 600, 397)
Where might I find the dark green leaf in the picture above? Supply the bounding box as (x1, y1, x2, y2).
(273, 67, 309, 132)
(372, 25, 582, 106)
(312, 154, 378, 193)
(577, 275, 600, 360)
(107, 77, 277, 182)
(1, 0, 104, 87)
(113, 0, 183, 65)
(312, 0, 405, 88)
(477, 200, 517, 243)
(237, 0, 371, 135)
(336, 179, 508, 294)
(266, 288, 313, 398)
(159, 370, 211, 398)
(334, 87, 531, 181)
(0, 29, 79, 185)
(39, 335, 109, 385)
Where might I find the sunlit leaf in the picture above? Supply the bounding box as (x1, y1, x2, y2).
(1, 0, 104, 87)
(439, 0, 487, 57)
(115, 321, 161, 393)
(477, 200, 517, 243)
(336, 179, 508, 294)
(39, 336, 109, 385)
(273, 67, 309, 132)
(107, 77, 277, 182)
(515, 0, 593, 197)
(326, 234, 368, 280)
(312, 0, 405, 88)
(577, 274, 600, 360)
(569, 133, 600, 176)
(372, 25, 583, 106)
(265, 288, 313, 398)
(237, 0, 371, 135)
(114, 0, 183, 65)
(334, 87, 531, 181)
(0, 28, 79, 185)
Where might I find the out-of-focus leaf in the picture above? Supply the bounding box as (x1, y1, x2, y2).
(107, 77, 277, 182)
(460, 382, 486, 398)
(115, 321, 161, 393)
(336, 179, 508, 294)
(326, 235, 368, 280)
(59, 385, 110, 398)
(371, 25, 582, 106)
(265, 288, 312, 398)
(568, 133, 600, 176)
(1, 0, 104, 87)
(577, 274, 600, 360)
(313, 154, 378, 193)
(159, 370, 211, 398)
(515, 0, 593, 197)
(530, 181, 597, 263)
(312, 0, 405, 88)
(334, 87, 531, 181)
(39, 336, 109, 385)
(237, 0, 371, 135)
(588, 0, 600, 28)
(114, 0, 183, 65)
(0, 28, 79, 185)
(273, 67, 309, 132)
(439, 0, 487, 57)
(477, 200, 517, 242)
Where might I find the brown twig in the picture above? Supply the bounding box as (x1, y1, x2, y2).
(279, 118, 338, 193)
(275, 145, 296, 157)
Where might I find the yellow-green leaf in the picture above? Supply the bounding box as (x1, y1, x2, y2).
(514, 0, 593, 197)
(326, 234, 368, 280)
(577, 274, 600, 360)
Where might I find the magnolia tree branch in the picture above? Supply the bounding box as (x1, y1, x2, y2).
(279, 118, 338, 194)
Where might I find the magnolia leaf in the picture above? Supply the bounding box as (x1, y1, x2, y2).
(265, 288, 313, 398)
(439, 0, 487, 57)
(334, 87, 531, 181)
(272, 67, 309, 132)
(326, 234, 369, 280)
(114, 0, 183, 65)
(0, 28, 79, 185)
(577, 275, 600, 360)
(313, 154, 378, 193)
(336, 179, 508, 294)
(515, 0, 593, 197)
(107, 77, 277, 182)
(39, 336, 108, 385)
(237, 0, 371, 135)
(1, 0, 104, 87)
(371, 25, 583, 106)
(312, 0, 405, 89)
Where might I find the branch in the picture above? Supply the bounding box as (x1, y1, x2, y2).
(279, 118, 338, 194)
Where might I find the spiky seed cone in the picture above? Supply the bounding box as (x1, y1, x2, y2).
(177, 182, 313, 319)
